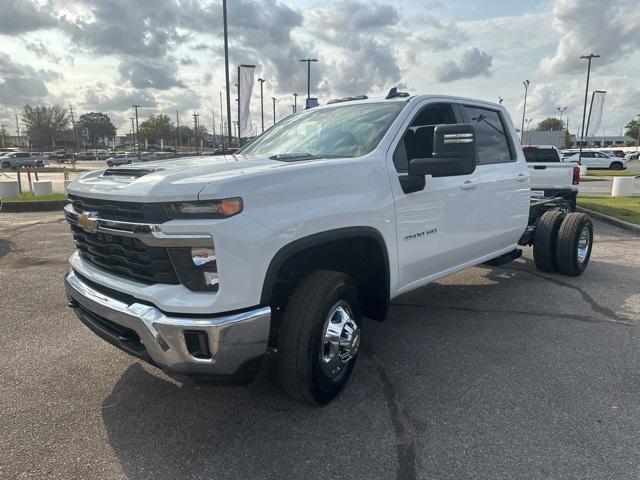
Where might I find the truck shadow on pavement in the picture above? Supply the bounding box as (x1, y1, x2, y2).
(100, 258, 639, 480)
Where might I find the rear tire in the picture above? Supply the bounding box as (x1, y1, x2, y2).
(278, 270, 361, 405)
(533, 210, 566, 272)
(555, 213, 593, 276)
(609, 161, 623, 170)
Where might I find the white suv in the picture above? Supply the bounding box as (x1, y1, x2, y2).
(563, 150, 628, 169)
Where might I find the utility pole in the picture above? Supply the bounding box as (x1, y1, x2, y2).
(294, 93, 298, 112)
(1, 124, 6, 149)
(578, 53, 600, 164)
(222, 0, 232, 147)
(520, 80, 530, 143)
(193, 112, 200, 154)
(233, 120, 238, 140)
(272, 97, 277, 124)
(69, 105, 79, 154)
(291, 105, 295, 114)
(15, 114, 21, 148)
(176, 110, 182, 152)
(300, 58, 318, 100)
(258, 77, 265, 133)
(132, 104, 141, 161)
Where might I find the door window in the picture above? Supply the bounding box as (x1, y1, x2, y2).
(462, 106, 514, 165)
(393, 103, 457, 172)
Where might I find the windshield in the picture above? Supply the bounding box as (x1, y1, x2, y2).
(239, 102, 405, 159)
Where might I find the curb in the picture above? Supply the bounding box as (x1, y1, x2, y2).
(1, 199, 67, 213)
(577, 206, 640, 234)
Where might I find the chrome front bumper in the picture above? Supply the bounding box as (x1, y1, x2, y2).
(65, 269, 271, 381)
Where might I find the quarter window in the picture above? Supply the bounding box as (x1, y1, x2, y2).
(463, 106, 513, 165)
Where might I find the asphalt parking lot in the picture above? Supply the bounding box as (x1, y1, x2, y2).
(1, 212, 639, 480)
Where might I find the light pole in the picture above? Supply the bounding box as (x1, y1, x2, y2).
(222, 0, 232, 147)
(294, 93, 298, 112)
(520, 80, 530, 143)
(300, 58, 318, 100)
(557, 106, 567, 125)
(132, 104, 141, 161)
(578, 53, 600, 163)
(291, 105, 295, 114)
(1, 124, 6, 149)
(193, 113, 200, 154)
(130, 117, 135, 150)
(176, 111, 182, 152)
(524, 119, 532, 144)
(258, 78, 265, 133)
(272, 97, 276, 124)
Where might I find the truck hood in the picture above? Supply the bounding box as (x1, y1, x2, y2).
(67, 155, 284, 202)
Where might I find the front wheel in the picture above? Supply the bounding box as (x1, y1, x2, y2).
(107, 161, 114, 167)
(278, 271, 361, 404)
(609, 161, 623, 170)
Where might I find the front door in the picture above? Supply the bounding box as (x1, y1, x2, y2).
(389, 101, 483, 291)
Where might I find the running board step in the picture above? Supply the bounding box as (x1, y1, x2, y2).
(484, 249, 522, 267)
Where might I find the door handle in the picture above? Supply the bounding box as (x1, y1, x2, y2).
(517, 173, 529, 182)
(460, 180, 478, 190)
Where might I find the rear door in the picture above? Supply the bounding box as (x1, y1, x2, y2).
(459, 103, 530, 253)
(388, 100, 484, 289)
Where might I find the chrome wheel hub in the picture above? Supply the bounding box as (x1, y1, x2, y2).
(577, 225, 591, 264)
(320, 301, 360, 379)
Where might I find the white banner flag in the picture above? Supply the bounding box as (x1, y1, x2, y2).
(587, 90, 606, 137)
(239, 65, 255, 138)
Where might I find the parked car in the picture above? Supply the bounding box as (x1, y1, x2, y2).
(562, 150, 628, 169)
(600, 149, 625, 158)
(625, 151, 640, 160)
(522, 145, 579, 211)
(0, 151, 44, 169)
(64, 92, 594, 404)
(105, 153, 134, 167)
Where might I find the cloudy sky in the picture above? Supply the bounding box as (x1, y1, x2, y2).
(0, 0, 638, 138)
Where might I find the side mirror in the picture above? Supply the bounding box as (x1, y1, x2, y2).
(407, 123, 477, 178)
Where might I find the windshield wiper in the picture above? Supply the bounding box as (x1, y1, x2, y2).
(269, 152, 316, 160)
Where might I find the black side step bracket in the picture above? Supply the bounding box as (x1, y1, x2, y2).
(484, 249, 522, 267)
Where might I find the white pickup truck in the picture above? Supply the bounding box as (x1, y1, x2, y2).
(64, 91, 594, 404)
(523, 145, 579, 211)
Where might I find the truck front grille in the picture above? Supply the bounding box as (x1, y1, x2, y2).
(70, 224, 179, 285)
(68, 194, 169, 223)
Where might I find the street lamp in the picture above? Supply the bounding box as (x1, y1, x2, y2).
(293, 93, 298, 113)
(300, 58, 318, 100)
(520, 80, 530, 143)
(272, 97, 277, 124)
(524, 118, 533, 144)
(578, 53, 600, 163)
(557, 106, 567, 125)
(258, 78, 265, 133)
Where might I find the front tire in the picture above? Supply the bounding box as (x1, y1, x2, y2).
(609, 161, 623, 170)
(555, 213, 593, 276)
(107, 161, 114, 167)
(278, 271, 361, 405)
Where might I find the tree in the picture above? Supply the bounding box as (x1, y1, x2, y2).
(624, 118, 639, 139)
(138, 114, 173, 146)
(176, 125, 194, 146)
(537, 117, 565, 131)
(22, 104, 69, 149)
(77, 112, 116, 147)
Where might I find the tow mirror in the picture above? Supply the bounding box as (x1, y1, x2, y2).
(407, 123, 477, 178)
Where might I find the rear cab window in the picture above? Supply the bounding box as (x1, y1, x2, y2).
(522, 147, 561, 163)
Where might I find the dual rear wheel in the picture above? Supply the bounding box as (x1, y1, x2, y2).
(533, 211, 593, 276)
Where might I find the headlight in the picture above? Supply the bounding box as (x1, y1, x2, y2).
(165, 198, 243, 219)
(168, 246, 219, 292)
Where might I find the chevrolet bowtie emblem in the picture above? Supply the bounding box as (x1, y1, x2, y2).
(78, 211, 99, 233)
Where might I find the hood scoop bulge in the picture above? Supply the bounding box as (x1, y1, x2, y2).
(102, 167, 165, 178)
